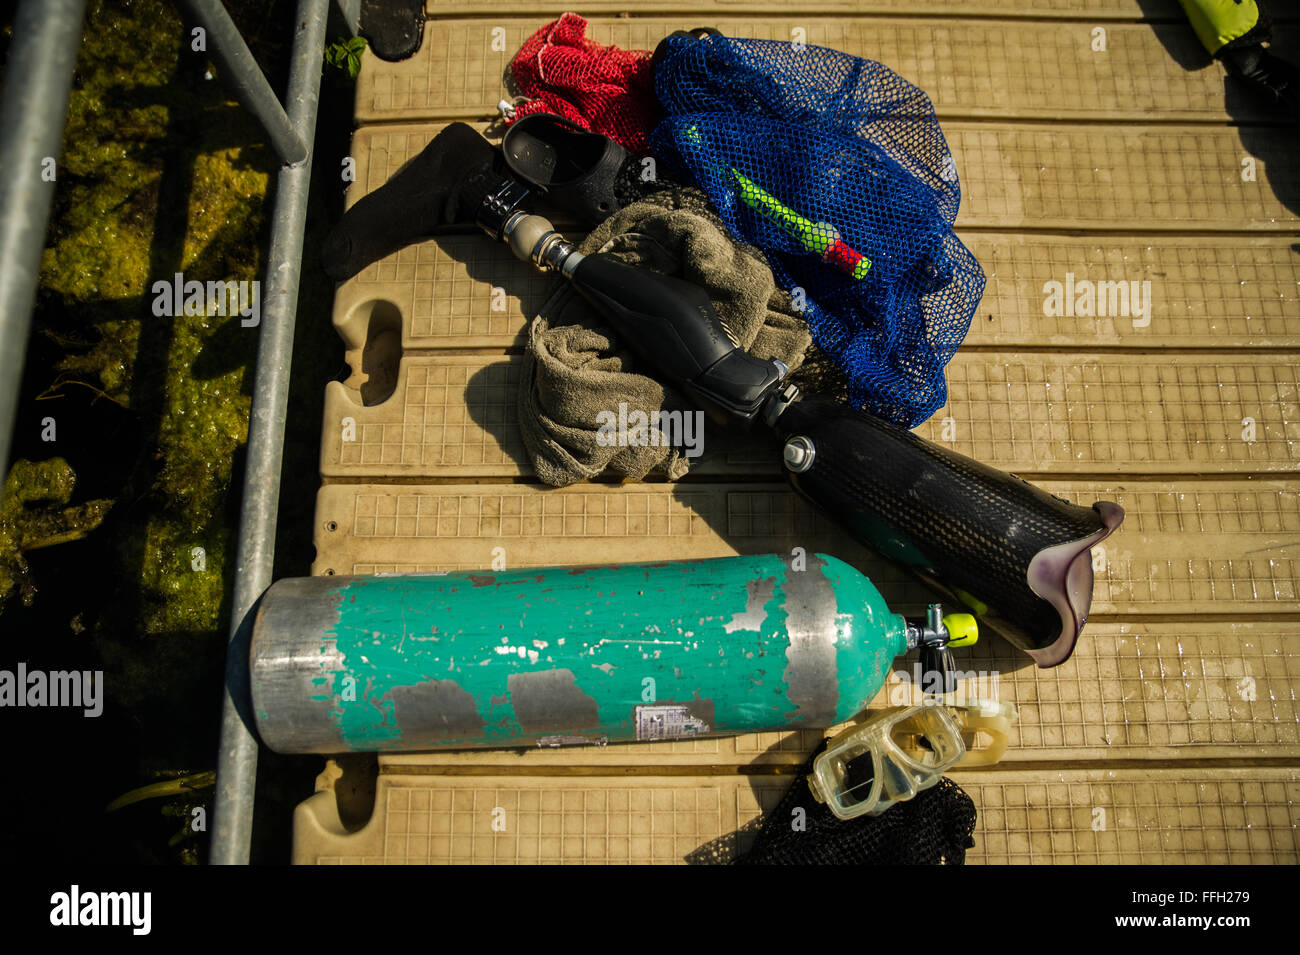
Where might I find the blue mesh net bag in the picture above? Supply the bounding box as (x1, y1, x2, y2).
(651, 34, 985, 427)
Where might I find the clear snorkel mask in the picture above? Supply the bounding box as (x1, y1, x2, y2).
(808, 699, 1017, 820)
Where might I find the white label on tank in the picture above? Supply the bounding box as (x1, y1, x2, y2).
(635, 704, 710, 741)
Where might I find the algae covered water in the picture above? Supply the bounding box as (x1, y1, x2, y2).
(0, 0, 349, 863)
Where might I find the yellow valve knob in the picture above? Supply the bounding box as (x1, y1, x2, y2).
(943, 613, 978, 648)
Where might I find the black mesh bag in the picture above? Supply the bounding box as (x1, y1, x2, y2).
(734, 746, 977, 865)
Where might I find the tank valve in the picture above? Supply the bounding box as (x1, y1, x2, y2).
(905, 603, 978, 697)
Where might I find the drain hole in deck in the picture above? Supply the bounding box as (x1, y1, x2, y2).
(332, 753, 378, 833)
(358, 300, 402, 406)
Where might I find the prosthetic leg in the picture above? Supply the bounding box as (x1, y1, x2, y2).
(476, 183, 1124, 667)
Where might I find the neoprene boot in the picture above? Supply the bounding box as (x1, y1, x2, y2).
(321, 122, 501, 281)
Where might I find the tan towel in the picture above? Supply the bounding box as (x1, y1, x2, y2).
(518, 186, 813, 486)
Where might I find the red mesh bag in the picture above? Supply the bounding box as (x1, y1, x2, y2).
(508, 13, 657, 154)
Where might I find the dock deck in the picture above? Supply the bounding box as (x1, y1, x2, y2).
(292, 1, 1299, 864)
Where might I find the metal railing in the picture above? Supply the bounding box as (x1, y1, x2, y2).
(0, 0, 91, 473)
(0, 0, 360, 865)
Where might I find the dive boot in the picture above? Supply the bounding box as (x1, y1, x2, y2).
(321, 122, 501, 281)
(1221, 41, 1300, 122)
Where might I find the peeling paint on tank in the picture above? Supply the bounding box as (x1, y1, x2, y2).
(391, 680, 486, 740)
(508, 669, 600, 733)
(778, 554, 845, 725)
(299, 556, 907, 749)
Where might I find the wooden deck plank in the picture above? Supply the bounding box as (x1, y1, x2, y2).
(313, 481, 1300, 618)
(294, 767, 1300, 864)
(319, 352, 1300, 478)
(425, 0, 1194, 17)
(357, 18, 1296, 124)
(333, 234, 1300, 351)
(345, 121, 1300, 232)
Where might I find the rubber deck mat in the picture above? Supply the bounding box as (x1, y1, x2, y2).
(294, 5, 1300, 864)
(357, 17, 1297, 124)
(295, 768, 1300, 864)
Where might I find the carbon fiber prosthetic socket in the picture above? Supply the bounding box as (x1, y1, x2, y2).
(775, 396, 1124, 665)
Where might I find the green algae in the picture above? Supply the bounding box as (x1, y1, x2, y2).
(0, 459, 112, 608)
(2, 0, 350, 864)
(10, 0, 272, 627)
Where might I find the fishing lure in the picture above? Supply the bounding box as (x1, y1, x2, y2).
(731, 168, 872, 280)
(684, 124, 871, 280)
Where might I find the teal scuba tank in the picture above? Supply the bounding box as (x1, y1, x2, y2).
(249, 553, 974, 753)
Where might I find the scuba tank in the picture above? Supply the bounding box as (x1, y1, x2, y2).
(249, 554, 975, 753)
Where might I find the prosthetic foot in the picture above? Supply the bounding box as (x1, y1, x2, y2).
(774, 397, 1124, 666)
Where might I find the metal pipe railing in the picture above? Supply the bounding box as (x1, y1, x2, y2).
(209, 0, 330, 865)
(0, 0, 89, 474)
(174, 0, 310, 166)
(0, 0, 356, 865)
(333, 0, 361, 37)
